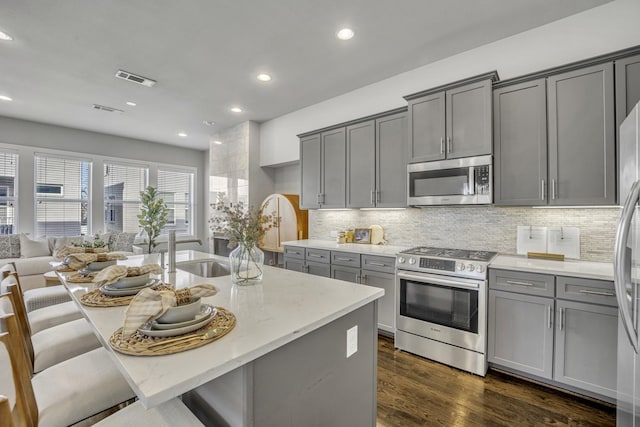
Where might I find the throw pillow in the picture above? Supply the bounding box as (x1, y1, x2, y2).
(19, 233, 51, 258)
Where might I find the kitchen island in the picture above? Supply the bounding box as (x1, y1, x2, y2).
(60, 250, 383, 426)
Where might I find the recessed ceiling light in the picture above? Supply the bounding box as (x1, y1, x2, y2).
(336, 28, 354, 40)
(126, 101, 137, 106)
(230, 107, 242, 113)
(178, 132, 188, 137)
(0, 31, 13, 41)
(213, 140, 223, 145)
(203, 120, 216, 127)
(0, 95, 13, 102)
(257, 73, 272, 82)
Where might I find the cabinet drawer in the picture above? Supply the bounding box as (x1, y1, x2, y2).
(305, 248, 330, 264)
(284, 246, 305, 260)
(331, 265, 360, 283)
(331, 251, 361, 267)
(489, 269, 555, 297)
(556, 276, 617, 307)
(306, 260, 331, 277)
(361, 255, 395, 274)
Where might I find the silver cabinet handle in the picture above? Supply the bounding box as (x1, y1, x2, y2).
(560, 307, 565, 331)
(336, 257, 353, 261)
(308, 253, 324, 258)
(321, 193, 326, 204)
(579, 289, 614, 297)
(376, 190, 381, 203)
(368, 261, 386, 267)
(547, 305, 552, 329)
(551, 179, 557, 200)
(370, 190, 375, 205)
(505, 280, 534, 287)
(541, 179, 546, 201)
(446, 136, 452, 153)
(440, 137, 445, 154)
(302, 264, 309, 273)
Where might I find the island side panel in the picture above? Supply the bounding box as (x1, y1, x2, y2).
(252, 301, 378, 427)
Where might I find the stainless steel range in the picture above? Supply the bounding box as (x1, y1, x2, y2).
(395, 246, 497, 376)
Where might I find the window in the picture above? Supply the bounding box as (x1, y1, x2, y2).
(0, 151, 17, 235)
(103, 162, 148, 234)
(157, 167, 194, 236)
(34, 154, 91, 236)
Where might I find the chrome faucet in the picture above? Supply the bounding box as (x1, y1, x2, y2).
(167, 230, 203, 272)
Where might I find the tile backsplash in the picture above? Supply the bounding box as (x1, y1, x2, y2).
(309, 207, 620, 262)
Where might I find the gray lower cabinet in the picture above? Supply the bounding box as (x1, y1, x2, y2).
(493, 79, 547, 206)
(547, 62, 616, 205)
(360, 270, 395, 333)
(283, 247, 330, 277)
(554, 300, 617, 399)
(488, 289, 554, 379)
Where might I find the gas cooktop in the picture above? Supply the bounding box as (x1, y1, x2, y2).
(400, 246, 497, 262)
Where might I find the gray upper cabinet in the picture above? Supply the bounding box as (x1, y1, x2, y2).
(376, 112, 407, 208)
(406, 76, 494, 163)
(346, 120, 376, 208)
(321, 128, 346, 208)
(493, 79, 548, 206)
(547, 62, 616, 205)
(615, 54, 640, 131)
(407, 92, 445, 162)
(299, 133, 321, 209)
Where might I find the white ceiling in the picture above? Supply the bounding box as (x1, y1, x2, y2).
(0, 0, 611, 151)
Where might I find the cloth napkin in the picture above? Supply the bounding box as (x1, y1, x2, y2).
(92, 264, 164, 285)
(63, 252, 128, 270)
(122, 283, 218, 338)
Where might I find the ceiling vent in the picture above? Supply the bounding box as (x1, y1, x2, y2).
(114, 69, 157, 87)
(92, 104, 124, 113)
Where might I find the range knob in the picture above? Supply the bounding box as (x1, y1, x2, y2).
(408, 257, 416, 265)
(476, 265, 485, 273)
(398, 256, 406, 264)
(466, 264, 475, 272)
(457, 263, 465, 271)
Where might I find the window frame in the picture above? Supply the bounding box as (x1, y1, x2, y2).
(156, 164, 196, 238)
(103, 160, 150, 235)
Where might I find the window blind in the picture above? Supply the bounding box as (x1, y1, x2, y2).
(0, 151, 18, 235)
(104, 162, 148, 234)
(34, 154, 91, 236)
(157, 168, 194, 236)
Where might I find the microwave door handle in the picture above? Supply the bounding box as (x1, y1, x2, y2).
(468, 167, 475, 195)
(615, 180, 640, 352)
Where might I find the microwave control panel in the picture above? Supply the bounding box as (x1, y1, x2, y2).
(474, 165, 491, 195)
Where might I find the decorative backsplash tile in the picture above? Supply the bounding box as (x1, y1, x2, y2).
(309, 207, 620, 262)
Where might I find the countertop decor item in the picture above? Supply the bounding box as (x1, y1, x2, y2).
(137, 186, 169, 254)
(354, 228, 372, 244)
(210, 198, 277, 285)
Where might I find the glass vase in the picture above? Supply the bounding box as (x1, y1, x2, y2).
(229, 243, 264, 285)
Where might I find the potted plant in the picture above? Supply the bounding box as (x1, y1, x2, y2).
(210, 198, 277, 285)
(137, 186, 169, 254)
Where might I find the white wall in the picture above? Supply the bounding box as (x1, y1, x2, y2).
(0, 115, 207, 248)
(259, 0, 640, 167)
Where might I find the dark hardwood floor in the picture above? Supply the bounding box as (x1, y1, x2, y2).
(377, 335, 616, 426)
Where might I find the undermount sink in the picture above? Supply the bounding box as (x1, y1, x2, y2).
(177, 260, 231, 278)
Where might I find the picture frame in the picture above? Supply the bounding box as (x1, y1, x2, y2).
(354, 228, 371, 244)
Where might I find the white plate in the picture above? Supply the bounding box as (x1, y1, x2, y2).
(112, 273, 150, 289)
(99, 279, 160, 297)
(151, 305, 216, 330)
(139, 304, 215, 337)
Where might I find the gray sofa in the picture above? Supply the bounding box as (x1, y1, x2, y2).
(0, 232, 137, 291)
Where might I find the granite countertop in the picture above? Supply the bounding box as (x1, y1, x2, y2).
(60, 250, 383, 408)
(282, 239, 408, 257)
(489, 254, 614, 281)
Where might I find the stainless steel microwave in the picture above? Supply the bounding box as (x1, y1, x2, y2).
(407, 155, 492, 206)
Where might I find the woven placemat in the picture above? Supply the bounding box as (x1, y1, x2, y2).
(80, 283, 174, 307)
(56, 266, 76, 273)
(67, 272, 96, 283)
(109, 307, 236, 356)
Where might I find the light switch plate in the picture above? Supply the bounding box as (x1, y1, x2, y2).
(346, 325, 358, 358)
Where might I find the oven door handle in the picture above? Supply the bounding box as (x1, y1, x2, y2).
(398, 272, 481, 290)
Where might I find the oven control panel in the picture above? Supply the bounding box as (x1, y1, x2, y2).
(419, 257, 455, 272)
(397, 256, 489, 279)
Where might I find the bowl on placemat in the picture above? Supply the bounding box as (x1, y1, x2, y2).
(112, 273, 150, 289)
(156, 298, 202, 324)
(87, 260, 117, 271)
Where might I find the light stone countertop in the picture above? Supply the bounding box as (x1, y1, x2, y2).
(282, 239, 409, 257)
(489, 254, 614, 281)
(59, 250, 383, 409)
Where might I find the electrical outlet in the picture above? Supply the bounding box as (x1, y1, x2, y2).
(346, 325, 358, 358)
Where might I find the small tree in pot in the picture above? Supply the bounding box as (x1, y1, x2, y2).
(137, 186, 169, 253)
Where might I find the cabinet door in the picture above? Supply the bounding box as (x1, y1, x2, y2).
(554, 300, 617, 399)
(446, 79, 493, 159)
(346, 120, 376, 208)
(547, 62, 615, 205)
(284, 257, 305, 273)
(493, 80, 548, 206)
(488, 290, 554, 379)
(300, 134, 321, 209)
(376, 112, 407, 208)
(407, 92, 446, 162)
(306, 261, 331, 278)
(615, 54, 640, 134)
(331, 265, 360, 283)
(361, 270, 395, 333)
(321, 128, 346, 208)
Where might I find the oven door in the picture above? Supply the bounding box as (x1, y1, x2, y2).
(396, 270, 487, 353)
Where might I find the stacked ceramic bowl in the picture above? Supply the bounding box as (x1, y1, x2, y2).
(139, 297, 217, 337)
(99, 273, 158, 297)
